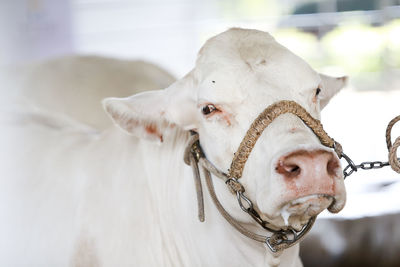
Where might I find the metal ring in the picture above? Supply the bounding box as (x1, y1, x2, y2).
(289, 228, 298, 240)
(265, 216, 316, 253)
(236, 191, 253, 212)
(265, 237, 278, 253)
(341, 152, 357, 171)
(225, 177, 238, 185)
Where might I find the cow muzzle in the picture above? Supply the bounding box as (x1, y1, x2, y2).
(276, 149, 345, 213)
(256, 148, 346, 231)
(275, 150, 343, 208)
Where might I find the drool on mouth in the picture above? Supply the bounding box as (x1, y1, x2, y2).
(279, 194, 334, 230)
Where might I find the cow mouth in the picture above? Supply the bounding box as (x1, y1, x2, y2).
(279, 194, 334, 231)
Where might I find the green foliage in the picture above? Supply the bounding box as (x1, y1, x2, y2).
(321, 23, 385, 73)
(274, 29, 322, 68)
(219, 0, 279, 19)
(275, 20, 400, 75)
(385, 19, 400, 68)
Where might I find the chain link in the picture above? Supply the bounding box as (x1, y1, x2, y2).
(341, 152, 399, 179)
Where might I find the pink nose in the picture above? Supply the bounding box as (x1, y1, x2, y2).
(275, 150, 341, 197)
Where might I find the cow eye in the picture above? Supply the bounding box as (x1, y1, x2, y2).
(202, 104, 217, 115)
(316, 88, 321, 96)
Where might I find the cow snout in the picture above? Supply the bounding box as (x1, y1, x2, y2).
(275, 149, 341, 197)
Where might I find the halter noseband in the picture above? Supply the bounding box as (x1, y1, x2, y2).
(184, 100, 344, 253)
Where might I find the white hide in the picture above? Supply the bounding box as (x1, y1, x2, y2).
(1, 28, 347, 267)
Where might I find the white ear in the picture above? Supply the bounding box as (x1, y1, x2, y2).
(103, 72, 198, 142)
(319, 73, 348, 109)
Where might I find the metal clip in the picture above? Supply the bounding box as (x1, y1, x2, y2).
(236, 191, 253, 212)
(265, 217, 315, 253)
(341, 152, 357, 178)
(265, 237, 279, 253)
(190, 141, 204, 162)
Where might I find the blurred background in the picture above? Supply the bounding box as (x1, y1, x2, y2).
(1, 0, 400, 266)
(2, 0, 400, 82)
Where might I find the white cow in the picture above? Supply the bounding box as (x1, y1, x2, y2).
(0, 28, 348, 266)
(0, 55, 176, 130)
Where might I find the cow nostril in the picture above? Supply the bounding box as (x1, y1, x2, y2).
(276, 150, 340, 180)
(327, 158, 340, 176)
(280, 164, 301, 178)
(288, 165, 300, 173)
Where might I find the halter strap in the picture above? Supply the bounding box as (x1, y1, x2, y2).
(184, 134, 316, 252)
(184, 100, 343, 252)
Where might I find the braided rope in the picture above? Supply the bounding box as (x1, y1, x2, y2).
(386, 115, 400, 173)
(229, 100, 341, 179)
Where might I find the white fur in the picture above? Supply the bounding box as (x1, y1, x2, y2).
(0, 55, 175, 130)
(1, 28, 347, 266)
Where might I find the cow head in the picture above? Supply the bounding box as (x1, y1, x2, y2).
(103, 28, 347, 232)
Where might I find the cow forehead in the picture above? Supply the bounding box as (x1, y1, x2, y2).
(194, 28, 320, 104)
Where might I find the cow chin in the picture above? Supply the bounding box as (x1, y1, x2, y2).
(277, 194, 336, 231)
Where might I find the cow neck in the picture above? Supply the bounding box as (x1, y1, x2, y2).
(183, 100, 344, 253)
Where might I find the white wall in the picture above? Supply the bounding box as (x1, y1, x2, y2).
(0, 0, 74, 66)
(71, 0, 278, 77)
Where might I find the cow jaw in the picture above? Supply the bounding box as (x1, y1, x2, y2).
(252, 191, 343, 231)
(255, 192, 344, 232)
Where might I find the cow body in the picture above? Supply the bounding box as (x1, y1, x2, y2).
(0, 118, 300, 266)
(0, 29, 348, 266)
(0, 55, 175, 130)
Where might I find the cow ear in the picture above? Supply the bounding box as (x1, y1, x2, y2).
(102, 72, 198, 142)
(319, 74, 348, 109)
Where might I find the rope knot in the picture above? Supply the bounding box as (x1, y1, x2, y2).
(226, 178, 245, 194)
(333, 141, 343, 158)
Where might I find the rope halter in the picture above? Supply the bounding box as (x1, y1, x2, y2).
(183, 100, 400, 253)
(184, 100, 344, 253)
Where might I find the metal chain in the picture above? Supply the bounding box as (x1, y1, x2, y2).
(341, 151, 399, 179)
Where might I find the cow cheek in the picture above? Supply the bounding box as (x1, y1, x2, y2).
(255, 175, 288, 218)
